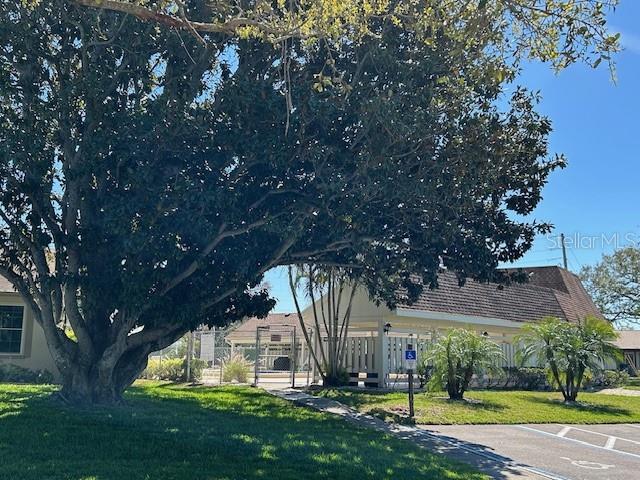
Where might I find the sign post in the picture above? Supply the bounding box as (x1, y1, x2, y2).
(404, 345, 417, 418)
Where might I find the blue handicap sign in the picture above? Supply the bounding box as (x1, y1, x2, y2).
(405, 350, 417, 360)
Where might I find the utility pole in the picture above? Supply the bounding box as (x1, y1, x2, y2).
(560, 233, 568, 270)
(211, 326, 216, 369)
(254, 327, 261, 386)
(291, 326, 297, 389)
(186, 331, 194, 383)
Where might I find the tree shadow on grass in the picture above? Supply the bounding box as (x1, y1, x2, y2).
(526, 395, 633, 416)
(0, 383, 487, 480)
(367, 397, 506, 425)
(368, 407, 417, 425)
(310, 387, 404, 410)
(437, 396, 507, 412)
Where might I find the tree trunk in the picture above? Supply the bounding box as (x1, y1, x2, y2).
(447, 371, 464, 400)
(60, 367, 122, 405)
(55, 335, 158, 405)
(323, 374, 343, 387)
(58, 352, 150, 405)
(448, 384, 464, 400)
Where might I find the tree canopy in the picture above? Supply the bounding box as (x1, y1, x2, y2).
(0, 0, 614, 403)
(72, 1, 619, 72)
(581, 247, 640, 325)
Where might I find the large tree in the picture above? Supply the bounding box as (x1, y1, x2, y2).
(581, 247, 640, 325)
(0, 0, 613, 404)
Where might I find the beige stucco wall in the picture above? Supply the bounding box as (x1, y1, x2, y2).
(301, 287, 526, 338)
(382, 312, 523, 339)
(299, 288, 390, 333)
(0, 292, 60, 380)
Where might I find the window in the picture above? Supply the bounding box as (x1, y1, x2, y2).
(0, 305, 24, 354)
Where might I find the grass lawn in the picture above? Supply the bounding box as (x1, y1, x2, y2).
(313, 389, 640, 425)
(0, 382, 486, 480)
(625, 377, 640, 390)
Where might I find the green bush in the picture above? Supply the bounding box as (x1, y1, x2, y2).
(140, 358, 183, 381)
(186, 358, 206, 383)
(140, 358, 205, 382)
(514, 367, 549, 390)
(587, 370, 630, 389)
(222, 354, 251, 383)
(335, 368, 351, 386)
(323, 367, 350, 387)
(474, 367, 549, 391)
(0, 364, 54, 384)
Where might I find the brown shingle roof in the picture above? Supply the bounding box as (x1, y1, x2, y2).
(517, 267, 604, 322)
(398, 266, 603, 324)
(225, 313, 306, 343)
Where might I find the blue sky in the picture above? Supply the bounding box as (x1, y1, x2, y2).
(266, 2, 640, 313)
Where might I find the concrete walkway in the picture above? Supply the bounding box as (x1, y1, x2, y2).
(268, 389, 558, 480)
(597, 387, 640, 396)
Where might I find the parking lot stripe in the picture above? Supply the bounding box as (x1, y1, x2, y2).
(561, 425, 640, 446)
(557, 426, 572, 438)
(517, 425, 640, 461)
(409, 426, 570, 480)
(626, 424, 640, 430)
(605, 436, 617, 449)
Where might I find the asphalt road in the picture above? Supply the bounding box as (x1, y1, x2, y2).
(423, 423, 640, 480)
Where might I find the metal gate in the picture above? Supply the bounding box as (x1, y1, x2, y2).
(253, 324, 312, 388)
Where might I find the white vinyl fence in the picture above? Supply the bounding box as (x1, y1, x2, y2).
(342, 335, 539, 380)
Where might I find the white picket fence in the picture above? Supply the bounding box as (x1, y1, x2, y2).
(342, 335, 536, 379)
(343, 337, 377, 373)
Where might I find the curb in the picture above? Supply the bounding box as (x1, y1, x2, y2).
(268, 389, 568, 480)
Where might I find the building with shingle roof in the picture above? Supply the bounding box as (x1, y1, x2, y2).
(614, 330, 640, 374)
(2, 264, 610, 386)
(224, 265, 609, 387)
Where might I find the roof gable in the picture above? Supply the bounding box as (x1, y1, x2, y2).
(398, 266, 603, 324)
(225, 313, 303, 343)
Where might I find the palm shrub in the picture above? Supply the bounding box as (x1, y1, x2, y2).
(424, 329, 504, 400)
(185, 358, 207, 383)
(222, 354, 252, 383)
(516, 316, 621, 402)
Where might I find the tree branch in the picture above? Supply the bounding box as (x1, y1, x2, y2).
(158, 218, 271, 297)
(72, 0, 304, 38)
